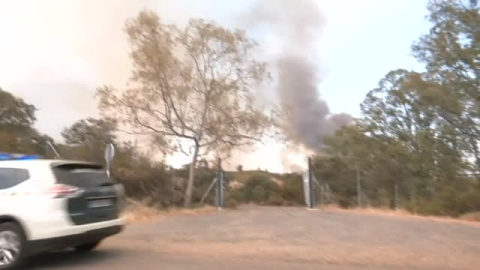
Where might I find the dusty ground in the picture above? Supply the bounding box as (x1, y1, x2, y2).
(26, 206, 480, 270)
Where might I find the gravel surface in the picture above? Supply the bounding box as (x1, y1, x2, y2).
(25, 206, 480, 270)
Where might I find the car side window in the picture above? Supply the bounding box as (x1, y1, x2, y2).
(0, 168, 30, 190)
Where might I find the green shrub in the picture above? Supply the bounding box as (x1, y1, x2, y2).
(279, 174, 304, 205)
(226, 198, 240, 209)
(237, 174, 281, 204)
(460, 212, 480, 222)
(267, 195, 289, 206)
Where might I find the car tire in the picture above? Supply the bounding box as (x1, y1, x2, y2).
(0, 222, 26, 270)
(74, 240, 102, 253)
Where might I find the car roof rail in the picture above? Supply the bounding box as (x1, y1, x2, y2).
(0, 153, 43, 161)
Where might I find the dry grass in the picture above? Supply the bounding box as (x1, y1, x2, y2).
(461, 212, 480, 222)
(123, 199, 160, 222)
(323, 205, 413, 216)
(322, 204, 480, 226)
(124, 199, 480, 227)
(123, 199, 218, 223)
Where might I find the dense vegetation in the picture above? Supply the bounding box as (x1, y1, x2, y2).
(314, 0, 480, 216)
(1, 0, 479, 217)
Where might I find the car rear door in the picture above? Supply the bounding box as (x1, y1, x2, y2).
(51, 162, 120, 225)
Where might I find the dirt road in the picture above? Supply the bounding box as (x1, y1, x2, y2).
(25, 206, 480, 270)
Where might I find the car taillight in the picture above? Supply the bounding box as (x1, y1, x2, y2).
(43, 184, 84, 199)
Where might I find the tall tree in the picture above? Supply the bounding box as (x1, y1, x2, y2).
(412, 0, 480, 171)
(360, 69, 465, 199)
(0, 88, 50, 155)
(316, 0, 479, 214)
(0, 88, 36, 134)
(97, 11, 273, 207)
(61, 118, 117, 163)
(62, 118, 117, 145)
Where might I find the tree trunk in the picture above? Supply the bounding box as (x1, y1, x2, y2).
(184, 143, 200, 208)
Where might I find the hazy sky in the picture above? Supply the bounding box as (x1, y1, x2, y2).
(0, 0, 431, 171)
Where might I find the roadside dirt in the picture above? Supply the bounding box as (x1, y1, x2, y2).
(113, 205, 480, 270)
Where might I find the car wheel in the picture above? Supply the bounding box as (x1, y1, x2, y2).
(74, 240, 102, 253)
(0, 222, 25, 270)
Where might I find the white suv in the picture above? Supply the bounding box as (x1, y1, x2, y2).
(0, 158, 126, 269)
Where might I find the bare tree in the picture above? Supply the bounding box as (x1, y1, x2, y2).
(97, 10, 273, 207)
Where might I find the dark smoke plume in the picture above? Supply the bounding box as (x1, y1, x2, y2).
(245, 0, 352, 151)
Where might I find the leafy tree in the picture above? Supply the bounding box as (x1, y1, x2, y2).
(0, 88, 53, 155)
(62, 118, 117, 145)
(316, 0, 480, 215)
(412, 0, 480, 172)
(97, 10, 273, 207)
(0, 88, 36, 133)
(60, 118, 117, 163)
(361, 69, 466, 193)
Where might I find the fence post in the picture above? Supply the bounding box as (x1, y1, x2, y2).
(216, 158, 224, 210)
(308, 157, 316, 208)
(356, 166, 362, 207)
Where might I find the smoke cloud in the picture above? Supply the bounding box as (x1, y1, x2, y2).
(2, 0, 352, 171)
(244, 0, 352, 151)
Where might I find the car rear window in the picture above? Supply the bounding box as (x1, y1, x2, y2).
(0, 168, 30, 190)
(52, 163, 113, 188)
